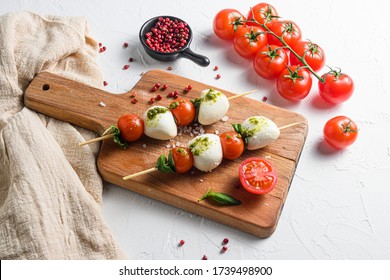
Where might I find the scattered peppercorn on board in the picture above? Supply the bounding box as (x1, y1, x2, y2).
(24, 70, 308, 238)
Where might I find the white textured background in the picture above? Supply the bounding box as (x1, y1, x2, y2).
(2, 0, 390, 260)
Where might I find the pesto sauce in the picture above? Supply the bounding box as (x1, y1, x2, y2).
(243, 117, 268, 138)
(189, 136, 213, 156)
(147, 107, 168, 120)
(203, 89, 222, 103)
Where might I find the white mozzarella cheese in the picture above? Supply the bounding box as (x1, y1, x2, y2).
(241, 116, 280, 150)
(197, 89, 229, 125)
(143, 106, 177, 140)
(187, 133, 223, 172)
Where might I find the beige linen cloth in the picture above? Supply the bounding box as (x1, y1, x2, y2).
(0, 12, 126, 259)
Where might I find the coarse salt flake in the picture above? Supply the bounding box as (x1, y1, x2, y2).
(221, 115, 229, 122)
(142, 144, 147, 148)
(99, 102, 106, 107)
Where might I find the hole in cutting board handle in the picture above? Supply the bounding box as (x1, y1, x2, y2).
(42, 84, 50, 91)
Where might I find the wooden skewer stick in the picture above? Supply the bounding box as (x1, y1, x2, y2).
(79, 133, 114, 147)
(278, 122, 301, 130)
(122, 121, 302, 180)
(227, 89, 257, 100)
(123, 167, 157, 180)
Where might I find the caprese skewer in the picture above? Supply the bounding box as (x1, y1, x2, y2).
(79, 89, 256, 147)
(122, 117, 300, 180)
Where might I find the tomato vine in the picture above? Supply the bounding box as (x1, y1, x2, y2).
(245, 7, 325, 83)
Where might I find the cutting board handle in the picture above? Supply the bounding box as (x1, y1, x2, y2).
(24, 72, 121, 134)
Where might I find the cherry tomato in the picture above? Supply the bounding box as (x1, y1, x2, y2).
(213, 9, 246, 40)
(247, 3, 278, 28)
(276, 66, 312, 101)
(117, 114, 144, 142)
(318, 68, 354, 104)
(239, 157, 277, 195)
(267, 20, 302, 48)
(323, 116, 358, 149)
(253, 45, 288, 80)
(219, 131, 245, 160)
(233, 26, 267, 59)
(171, 147, 194, 173)
(169, 99, 196, 126)
(290, 41, 326, 71)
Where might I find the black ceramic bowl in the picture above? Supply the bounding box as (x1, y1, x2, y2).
(139, 16, 210, 67)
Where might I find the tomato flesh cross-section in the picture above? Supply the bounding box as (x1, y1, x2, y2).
(239, 157, 277, 195)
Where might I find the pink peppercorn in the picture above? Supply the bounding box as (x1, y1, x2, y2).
(222, 238, 229, 245)
(129, 57, 134, 62)
(149, 97, 155, 104)
(162, 84, 168, 90)
(123, 65, 130, 70)
(216, 74, 221, 79)
(103, 81, 108, 86)
(214, 66, 219, 71)
(201, 255, 208, 260)
(145, 17, 190, 53)
(123, 42, 129, 48)
(131, 98, 138, 104)
(221, 246, 228, 253)
(155, 94, 163, 101)
(178, 240, 185, 246)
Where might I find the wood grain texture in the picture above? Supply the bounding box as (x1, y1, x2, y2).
(24, 70, 308, 237)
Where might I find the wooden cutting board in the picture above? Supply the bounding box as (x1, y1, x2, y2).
(24, 70, 308, 238)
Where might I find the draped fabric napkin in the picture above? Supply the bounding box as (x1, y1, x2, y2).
(0, 11, 126, 259)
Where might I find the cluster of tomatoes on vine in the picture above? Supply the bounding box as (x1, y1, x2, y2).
(213, 3, 358, 149)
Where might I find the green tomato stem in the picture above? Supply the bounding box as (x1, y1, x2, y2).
(245, 17, 325, 83)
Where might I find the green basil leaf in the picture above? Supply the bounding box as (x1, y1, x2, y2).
(102, 125, 128, 149)
(231, 123, 242, 134)
(156, 154, 175, 173)
(198, 189, 241, 206)
(209, 192, 241, 205)
(232, 123, 248, 147)
(168, 149, 176, 173)
(191, 98, 202, 123)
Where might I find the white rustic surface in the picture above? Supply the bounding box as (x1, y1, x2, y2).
(2, 0, 389, 260)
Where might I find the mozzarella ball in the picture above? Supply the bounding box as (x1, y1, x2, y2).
(187, 134, 223, 172)
(241, 116, 280, 150)
(143, 106, 177, 140)
(198, 89, 229, 125)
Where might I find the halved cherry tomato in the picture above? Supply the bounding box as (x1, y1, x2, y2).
(169, 99, 196, 126)
(239, 157, 277, 195)
(290, 40, 326, 71)
(117, 114, 144, 142)
(267, 20, 302, 48)
(323, 116, 358, 149)
(253, 45, 288, 80)
(213, 9, 246, 40)
(318, 68, 354, 104)
(233, 26, 267, 59)
(219, 131, 245, 160)
(247, 3, 278, 28)
(276, 65, 312, 101)
(171, 147, 194, 173)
